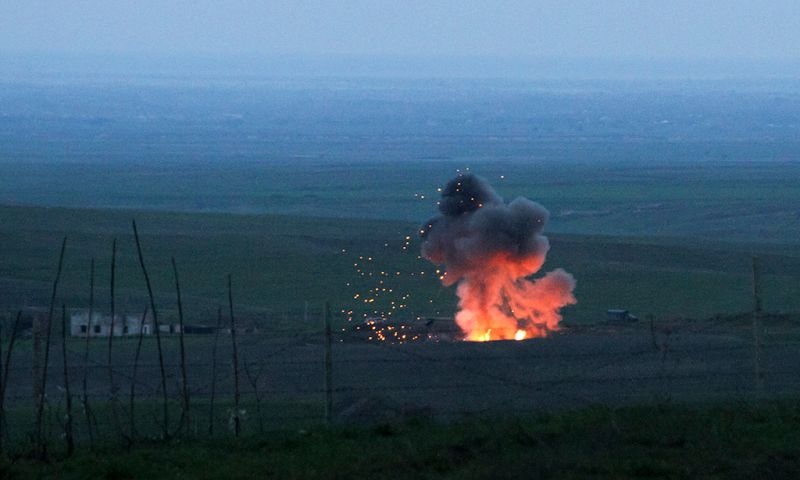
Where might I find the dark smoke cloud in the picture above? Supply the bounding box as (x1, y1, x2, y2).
(420, 173, 575, 340)
(421, 174, 550, 284)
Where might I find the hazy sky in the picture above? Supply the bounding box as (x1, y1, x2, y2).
(2, 1, 799, 60)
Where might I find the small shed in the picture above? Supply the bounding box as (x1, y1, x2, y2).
(606, 309, 638, 323)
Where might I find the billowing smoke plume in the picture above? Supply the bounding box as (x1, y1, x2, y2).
(420, 174, 576, 341)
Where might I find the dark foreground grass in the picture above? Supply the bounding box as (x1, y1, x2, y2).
(3, 401, 799, 479)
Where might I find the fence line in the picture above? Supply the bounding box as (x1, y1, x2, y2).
(3, 296, 798, 453)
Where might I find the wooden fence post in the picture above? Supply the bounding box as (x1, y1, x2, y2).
(228, 275, 241, 437)
(752, 256, 764, 392)
(323, 302, 333, 426)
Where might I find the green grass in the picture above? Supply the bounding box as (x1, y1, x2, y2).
(3, 401, 799, 479)
(2, 203, 800, 327)
(4, 159, 800, 243)
(0, 398, 324, 458)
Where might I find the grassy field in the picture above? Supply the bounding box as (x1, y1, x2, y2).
(3, 77, 800, 477)
(3, 159, 800, 243)
(2, 203, 800, 327)
(3, 401, 799, 479)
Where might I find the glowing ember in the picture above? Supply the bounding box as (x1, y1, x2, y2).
(420, 173, 576, 341)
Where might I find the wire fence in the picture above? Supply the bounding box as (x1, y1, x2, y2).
(0, 311, 797, 456)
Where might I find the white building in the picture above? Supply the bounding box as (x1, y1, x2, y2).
(70, 311, 154, 337)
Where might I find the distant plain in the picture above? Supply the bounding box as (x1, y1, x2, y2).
(1, 76, 800, 324)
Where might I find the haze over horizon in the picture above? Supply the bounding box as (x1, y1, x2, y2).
(2, 1, 800, 79)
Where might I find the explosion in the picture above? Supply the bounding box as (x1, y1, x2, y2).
(420, 173, 576, 341)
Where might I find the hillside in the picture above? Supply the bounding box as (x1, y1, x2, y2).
(2, 204, 799, 327)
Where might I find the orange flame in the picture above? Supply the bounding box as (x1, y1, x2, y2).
(450, 253, 576, 341)
(421, 174, 576, 342)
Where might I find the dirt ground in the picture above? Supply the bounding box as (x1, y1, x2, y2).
(3, 314, 798, 429)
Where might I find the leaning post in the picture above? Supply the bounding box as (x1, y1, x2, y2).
(323, 302, 333, 426)
(751, 255, 764, 393)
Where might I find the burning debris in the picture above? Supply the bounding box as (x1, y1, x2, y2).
(349, 316, 463, 343)
(420, 173, 576, 341)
